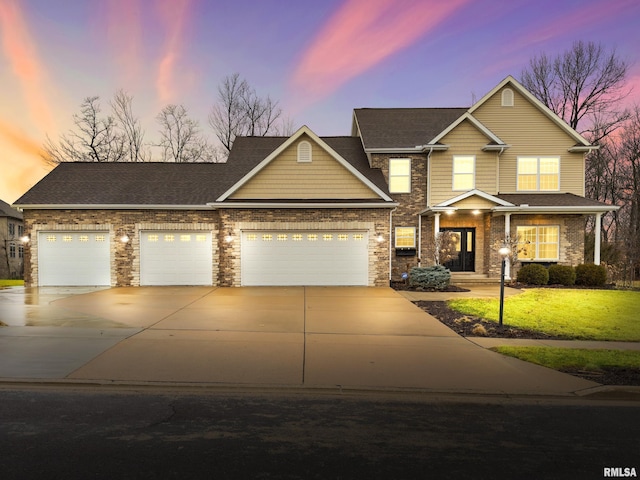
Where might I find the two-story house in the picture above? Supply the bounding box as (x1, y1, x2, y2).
(0, 199, 25, 279)
(14, 76, 617, 287)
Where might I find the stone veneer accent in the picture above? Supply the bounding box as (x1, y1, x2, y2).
(371, 153, 427, 277)
(217, 208, 391, 286)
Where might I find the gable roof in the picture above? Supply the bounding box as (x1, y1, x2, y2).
(469, 75, 593, 147)
(427, 112, 506, 146)
(0, 199, 23, 219)
(218, 126, 392, 201)
(353, 108, 467, 150)
(15, 134, 391, 208)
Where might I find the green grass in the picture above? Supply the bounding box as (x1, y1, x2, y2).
(491, 346, 640, 371)
(448, 289, 640, 341)
(0, 279, 23, 287)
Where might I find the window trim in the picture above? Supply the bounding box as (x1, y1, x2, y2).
(501, 88, 514, 107)
(389, 158, 411, 193)
(452, 155, 476, 191)
(394, 226, 416, 248)
(516, 225, 560, 261)
(516, 156, 560, 191)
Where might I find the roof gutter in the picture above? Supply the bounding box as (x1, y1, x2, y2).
(15, 204, 215, 210)
(207, 202, 399, 209)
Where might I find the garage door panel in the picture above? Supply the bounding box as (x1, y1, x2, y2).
(241, 231, 368, 286)
(140, 231, 212, 286)
(38, 232, 110, 286)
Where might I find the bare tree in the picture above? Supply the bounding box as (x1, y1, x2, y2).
(43, 96, 126, 164)
(43, 91, 150, 164)
(521, 40, 630, 142)
(209, 73, 283, 156)
(424, 231, 459, 266)
(156, 104, 211, 162)
(111, 90, 149, 162)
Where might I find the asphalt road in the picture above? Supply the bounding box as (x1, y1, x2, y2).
(1, 386, 639, 480)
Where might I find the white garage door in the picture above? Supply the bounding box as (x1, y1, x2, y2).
(38, 232, 110, 286)
(241, 231, 368, 286)
(140, 231, 213, 286)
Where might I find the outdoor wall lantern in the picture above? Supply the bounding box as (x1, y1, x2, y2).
(119, 232, 130, 243)
(20, 235, 30, 243)
(376, 234, 384, 243)
(224, 234, 234, 243)
(498, 246, 511, 328)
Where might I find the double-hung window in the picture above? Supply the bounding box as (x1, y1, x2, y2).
(395, 227, 416, 248)
(517, 226, 559, 261)
(517, 157, 559, 191)
(389, 159, 411, 193)
(453, 155, 475, 191)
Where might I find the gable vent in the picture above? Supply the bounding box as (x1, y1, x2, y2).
(297, 141, 312, 163)
(501, 88, 514, 107)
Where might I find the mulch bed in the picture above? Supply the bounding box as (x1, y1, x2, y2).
(413, 300, 640, 386)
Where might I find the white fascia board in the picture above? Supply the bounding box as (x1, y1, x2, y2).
(568, 145, 600, 153)
(437, 189, 515, 207)
(419, 206, 458, 215)
(492, 205, 620, 213)
(16, 204, 214, 210)
(427, 113, 505, 146)
(365, 147, 424, 153)
(207, 202, 398, 209)
(482, 144, 511, 151)
(217, 125, 393, 202)
(469, 76, 592, 147)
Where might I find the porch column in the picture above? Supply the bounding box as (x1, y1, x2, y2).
(594, 213, 602, 265)
(433, 213, 440, 239)
(504, 213, 511, 279)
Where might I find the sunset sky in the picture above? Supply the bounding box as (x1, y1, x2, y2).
(1, 0, 639, 204)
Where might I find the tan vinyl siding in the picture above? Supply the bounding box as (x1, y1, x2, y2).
(429, 120, 497, 205)
(230, 136, 380, 200)
(472, 87, 585, 195)
(451, 196, 497, 209)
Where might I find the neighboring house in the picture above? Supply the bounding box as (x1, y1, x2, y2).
(14, 76, 618, 287)
(0, 199, 25, 279)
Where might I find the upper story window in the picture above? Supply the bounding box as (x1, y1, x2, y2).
(389, 158, 411, 193)
(501, 88, 514, 107)
(297, 141, 312, 163)
(8, 223, 15, 236)
(452, 155, 475, 191)
(395, 227, 416, 248)
(517, 156, 560, 191)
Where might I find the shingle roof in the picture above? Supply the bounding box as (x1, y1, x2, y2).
(497, 193, 612, 208)
(354, 108, 468, 149)
(15, 136, 390, 206)
(0, 199, 23, 219)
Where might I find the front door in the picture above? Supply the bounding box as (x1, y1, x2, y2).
(441, 228, 475, 272)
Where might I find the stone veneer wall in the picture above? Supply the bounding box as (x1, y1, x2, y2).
(217, 208, 391, 286)
(488, 214, 586, 277)
(23, 209, 220, 287)
(370, 153, 427, 278)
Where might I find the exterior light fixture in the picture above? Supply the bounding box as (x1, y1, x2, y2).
(376, 234, 384, 243)
(224, 234, 234, 243)
(446, 209, 455, 215)
(20, 235, 30, 243)
(472, 209, 481, 215)
(120, 234, 130, 243)
(498, 245, 511, 328)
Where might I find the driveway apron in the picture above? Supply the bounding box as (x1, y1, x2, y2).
(0, 286, 598, 395)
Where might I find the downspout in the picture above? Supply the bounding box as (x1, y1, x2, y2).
(418, 214, 422, 267)
(389, 207, 397, 284)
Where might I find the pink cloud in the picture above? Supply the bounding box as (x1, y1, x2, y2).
(0, 0, 55, 134)
(155, 0, 192, 104)
(291, 0, 468, 100)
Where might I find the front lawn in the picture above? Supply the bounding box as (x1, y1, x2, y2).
(491, 346, 640, 385)
(0, 279, 23, 287)
(448, 289, 640, 341)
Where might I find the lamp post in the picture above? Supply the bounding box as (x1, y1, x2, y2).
(498, 246, 511, 328)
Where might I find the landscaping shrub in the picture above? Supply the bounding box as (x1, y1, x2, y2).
(409, 265, 451, 290)
(575, 264, 607, 286)
(548, 265, 576, 286)
(516, 264, 549, 285)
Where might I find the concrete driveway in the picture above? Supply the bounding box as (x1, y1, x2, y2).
(0, 286, 599, 395)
